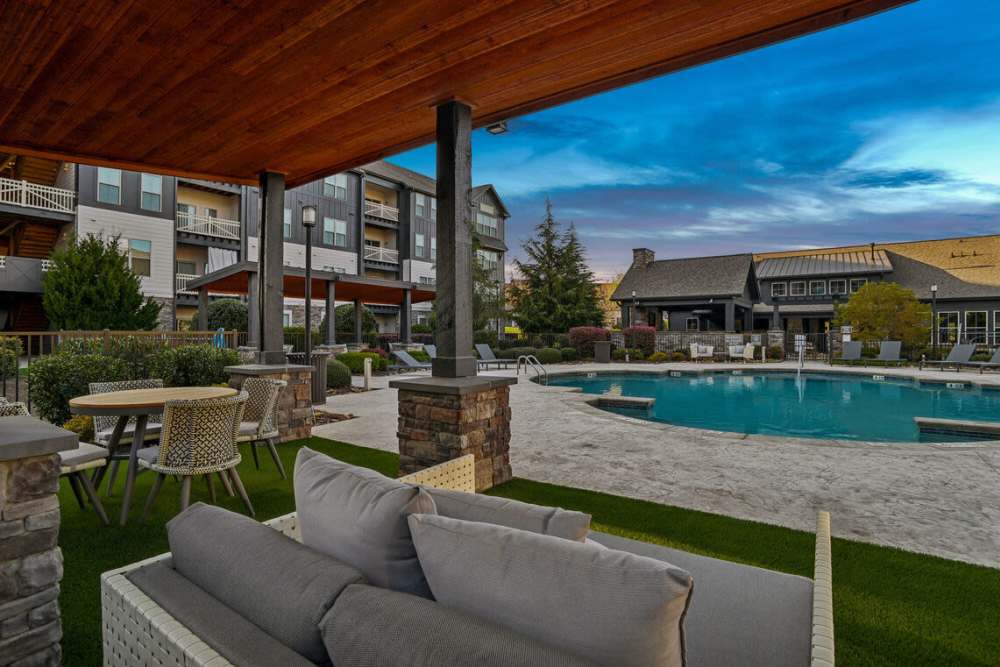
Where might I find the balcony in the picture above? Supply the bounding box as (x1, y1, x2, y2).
(363, 246, 399, 264)
(0, 255, 53, 293)
(364, 200, 399, 222)
(0, 177, 75, 214)
(475, 222, 499, 238)
(175, 273, 198, 295)
(176, 211, 240, 241)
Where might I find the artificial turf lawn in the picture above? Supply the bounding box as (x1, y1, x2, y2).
(59, 438, 999, 666)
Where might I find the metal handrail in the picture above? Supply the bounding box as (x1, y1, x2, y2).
(516, 354, 548, 385)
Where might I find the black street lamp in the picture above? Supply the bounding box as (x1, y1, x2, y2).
(930, 283, 938, 353)
(302, 204, 317, 359)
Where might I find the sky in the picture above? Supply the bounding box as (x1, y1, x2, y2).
(391, 0, 1000, 281)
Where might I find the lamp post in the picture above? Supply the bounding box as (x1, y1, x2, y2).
(631, 289, 637, 328)
(302, 205, 317, 360)
(930, 283, 938, 353)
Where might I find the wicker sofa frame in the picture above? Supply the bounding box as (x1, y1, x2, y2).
(100, 454, 834, 666)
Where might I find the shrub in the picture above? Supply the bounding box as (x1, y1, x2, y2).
(554, 334, 570, 349)
(162, 345, 239, 386)
(647, 351, 669, 363)
(207, 299, 248, 332)
(766, 345, 784, 361)
(560, 347, 578, 362)
(612, 348, 644, 361)
(62, 414, 94, 442)
(283, 327, 322, 353)
(0, 336, 22, 381)
(497, 346, 537, 360)
(568, 326, 610, 358)
(408, 349, 431, 363)
(412, 323, 432, 334)
(670, 351, 687, 362)
(623, 325, 656, 356)
(474, 329, 499, 348)
(535, 347, 562, 364)
(326, 359, 352, 388)
(336, 352, 387, 374)
(27, 353, 130, 424)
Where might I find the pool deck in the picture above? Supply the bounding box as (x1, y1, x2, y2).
(315, 361, 1000, 568)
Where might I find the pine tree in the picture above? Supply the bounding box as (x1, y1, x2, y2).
(42, 234, 161, 330)
(509, 199, 604, 333)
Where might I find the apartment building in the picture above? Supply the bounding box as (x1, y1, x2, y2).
(0, 153, 508, 333)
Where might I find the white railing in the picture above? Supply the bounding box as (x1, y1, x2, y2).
(176, 273, 198, 294)
(0, 256, 5, 269)
(363, 246, 399, 264)
(475, 222, 499, 238)
(364, 201, 399, 222)
(0, 177, 75, 214)
(176, 211, 240, 240)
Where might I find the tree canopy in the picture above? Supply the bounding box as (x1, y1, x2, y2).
(320, 303, 377, 335)
(42, 234, 161, 330)
(832, 282, 930, 348)
(206, 299, 248, 332)
(507, 199, 603, 333)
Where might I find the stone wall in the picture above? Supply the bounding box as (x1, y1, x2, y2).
(397, 385, 512, 491)
(152, 297, 174, 331)
(0, 454, 63, 666)
(227, 365, 314, 442)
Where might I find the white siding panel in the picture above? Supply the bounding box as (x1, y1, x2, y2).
(246, 237, 357, 274)
(76, 205, 174, 298)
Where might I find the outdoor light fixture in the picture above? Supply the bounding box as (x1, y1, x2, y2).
(301, 205, 317, 228)
(302, 205, 317, 359)
(930, 284, 938, 352)
(485, 121, 508, 135)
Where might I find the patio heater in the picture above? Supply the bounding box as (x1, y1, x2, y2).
(930, 283, 938, 353)
(301, 205, 317, 360)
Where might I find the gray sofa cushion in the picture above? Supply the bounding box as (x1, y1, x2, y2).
(126, 560, 317, 667)
(589, 532, 814, 667)
(294, 447, 436, 597)
(425, 487, 590, 541)
(322, 584, 598, 667)
(409, 513, 693, 667)
(167, 502, 364, 664)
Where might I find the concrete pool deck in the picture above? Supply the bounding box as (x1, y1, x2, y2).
(314, 361, 1000, 568)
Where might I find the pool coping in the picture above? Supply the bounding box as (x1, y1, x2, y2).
(535, 365, 1000, 450)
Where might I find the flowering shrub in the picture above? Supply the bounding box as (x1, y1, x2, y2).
(623, 325, 656, 356)
(567, 326, 609, 358)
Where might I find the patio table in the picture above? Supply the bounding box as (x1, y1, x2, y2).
(70, 386, 237, 526)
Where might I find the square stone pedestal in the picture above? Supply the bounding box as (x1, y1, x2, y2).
(390, 376, 517, 491)
(226, 364, 315, 443)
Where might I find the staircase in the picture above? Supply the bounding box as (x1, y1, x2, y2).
(11, 224, 59, 259)
(8, 296, 47, 332)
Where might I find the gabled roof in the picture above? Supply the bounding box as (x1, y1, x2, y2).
(612, 254, 755, 302)
(756, 250, 892, 279)
(884, 252, 1000, 301)
(362, 160, 436, 195)
(470, 184, 510, 218)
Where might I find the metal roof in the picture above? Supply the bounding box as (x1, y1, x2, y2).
(756, 250, 892, 279)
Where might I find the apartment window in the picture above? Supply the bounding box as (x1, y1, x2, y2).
(415, 194, 428, 217)
(415, 233, 425, 257)
(419, 276, 435, 285)
(177, 202, 196, 223)
(176, 260, 197, 275)
(476, 249, 498, 273)
(282, 310, 293, 327)
(829, 279, 847, 295)
(789, 281, 806, 296)
(430, 196, 437, 218)
(686, 317, 699, 331)
(321, 216, 347, 246)
(476, 203, 498, 237)
(770, 282, 787, 297)
(994, 311, 1000, 344)
(204, 207, 218, 219)
(809, 280, 826, 296)
(128, 239, 151, 277)
(283, 208, 292, 238)
(938, 312, 959, 344)
(324, 174, 347, 199)
(140, 174, 162, 211)
(431, 237, 436, 257)
(849, 278, 868, 293)
(97, 168, 122, 204)
(965, 311, 987, 343)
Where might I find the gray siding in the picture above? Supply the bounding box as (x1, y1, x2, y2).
(244, 172, 360, 251)
(76, 165, 176, 220)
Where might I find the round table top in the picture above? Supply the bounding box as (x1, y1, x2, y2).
(69, 386, 237, 415)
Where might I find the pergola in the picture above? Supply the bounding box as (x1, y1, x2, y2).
(0, 0, 911, 375)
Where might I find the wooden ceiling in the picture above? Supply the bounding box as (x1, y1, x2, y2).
(0, 0, 910, 188)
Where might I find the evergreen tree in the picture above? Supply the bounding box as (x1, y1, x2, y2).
(42, 234, 161, 330)
(508, 199, 603, 333)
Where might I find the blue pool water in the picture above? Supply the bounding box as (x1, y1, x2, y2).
(548, 371, 1000, 442)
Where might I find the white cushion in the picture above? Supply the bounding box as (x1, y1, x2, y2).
(59, 442, 107, 468)
(239, 421, 259, 436)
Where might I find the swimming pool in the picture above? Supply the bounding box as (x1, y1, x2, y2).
(547, 371, 1000, 443)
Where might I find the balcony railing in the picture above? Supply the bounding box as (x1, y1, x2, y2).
(176, 273, 198, 294)
(0, 177, 75, 214)
(176, 211, 240, 240)
(364, 201, 399, 222)
(475, 222, 499, 238)
(363, 246, 399, 264)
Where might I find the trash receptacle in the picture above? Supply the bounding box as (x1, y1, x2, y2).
(288, 351, 331, 404)
(594, 341, 611, 363)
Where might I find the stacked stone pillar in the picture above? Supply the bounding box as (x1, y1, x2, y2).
(227, 364, 315, 442)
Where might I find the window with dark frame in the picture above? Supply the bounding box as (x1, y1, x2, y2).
(283, 208, 292, 238)
(97, 167, 122, 204)
(809, 280, 826, 296)
(686, 317, 699, 331)
(849, 278, 868, 293)
(829, 279, 847, 295)
(771, 282, 787, 297)
(128, 239, 151, 277)
(789, 281, 806, 296)
(324, 174, 347, 199)
(140, 173, 161, 211)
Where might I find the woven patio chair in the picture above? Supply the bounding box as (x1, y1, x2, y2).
(88, 379, 164, 493)
(237, 377, 287, 479)
(137, 392, 252, 520)
(0, 401, 110, 524)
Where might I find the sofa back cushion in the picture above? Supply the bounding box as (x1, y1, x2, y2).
(322, 584, 598, 667)
(409, 513, 693, 667)
(167, 503, 364, 664)
(424, 487, 590, 541)
(294, 447, 436, 597)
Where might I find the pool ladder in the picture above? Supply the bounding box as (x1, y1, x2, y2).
(517, 354, 548, 385)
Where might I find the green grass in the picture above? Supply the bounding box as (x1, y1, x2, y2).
(59, 439, 1000, 666)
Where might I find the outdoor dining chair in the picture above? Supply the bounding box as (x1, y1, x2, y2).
(138, 392, 253, 520)
(237, 377, 287, 479)
(0, 401, 110, 524)
(89, 378, 164, 493)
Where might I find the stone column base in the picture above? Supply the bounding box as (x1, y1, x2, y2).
(226, 364, 315, 442)
(391, 376, 517, 491)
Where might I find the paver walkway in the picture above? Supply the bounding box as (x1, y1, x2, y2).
(314, 361, 1000, 567)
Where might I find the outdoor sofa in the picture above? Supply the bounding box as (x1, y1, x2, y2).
(102, 454, 835, 667)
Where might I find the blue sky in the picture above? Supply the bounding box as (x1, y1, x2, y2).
(392, 0, 1000, 280)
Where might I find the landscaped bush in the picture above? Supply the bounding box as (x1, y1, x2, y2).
(497, 346, 538, 360)
(0, 336, 22, 381)
(409, 350, 431, 363)
(206, 299, 248, 332)
(560, 347, 578, 362)
(647, 351, 669, 363)
(554, 334, 570, 349)
(411, 323, 432, 334)
(535, 347, 562, 364)
(496, 337, 523, 350)
(27, 353, 130, 424)
(159, 345, 239, 386)
(326, 359, 352, 389)
(670, 351, 687, 362)
(612, 348, 645, 361)
(336, 352, 387, 374)
(766, 345, 784, 361)
(474, 329, 499, 348)
(568, 326, 610, 358)
(623, 325, 656, 356)
(62, 414, 94, 442)
(282, 326, 322, 353)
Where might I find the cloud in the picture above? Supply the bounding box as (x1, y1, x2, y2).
(839, 168, 949, 189)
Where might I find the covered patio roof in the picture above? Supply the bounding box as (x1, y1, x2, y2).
(0, 0, 909, 187)
(186, 261, 435, 305)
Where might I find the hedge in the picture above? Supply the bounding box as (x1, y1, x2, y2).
(336, 352, 387, 374)
(560, 347, 578, 362)
(497, 346, 537, 360)
(535, 347, 562, 364)
(568, 327, 609, 358)
(327, 359, 352, 388)
(623, 325, 656, 356)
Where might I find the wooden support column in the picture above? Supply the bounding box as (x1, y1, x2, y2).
(197, 287, 209, 330)
(257, 171, 286, 363)
(401, 288, 412, 343)
(354, 299, 363, 345)
(325, 281, 336, 344)
(247, 274, 259, 347)
(725, 300, 736, 332)
(433, 101, 476, 378)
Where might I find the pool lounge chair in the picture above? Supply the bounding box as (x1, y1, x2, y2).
(959, 347, 1000, 373)
(920, 343, 976, 371)
(389, 350, 431, 372)
(875, 341, 902, 366)
(742, 342, 757, 362)
(424, 344, 437, 359)
(475, 343, 514, 370)
(837, 341, 862, 363)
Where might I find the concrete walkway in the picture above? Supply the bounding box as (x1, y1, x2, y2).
(313, 361, 1000, 568)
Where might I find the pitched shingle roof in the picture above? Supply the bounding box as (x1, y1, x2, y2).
(884, 252, 1000, 300)
(362, 160, 436, 194)
(612, 254, 754, 301)
(756, 250, 892, 279)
